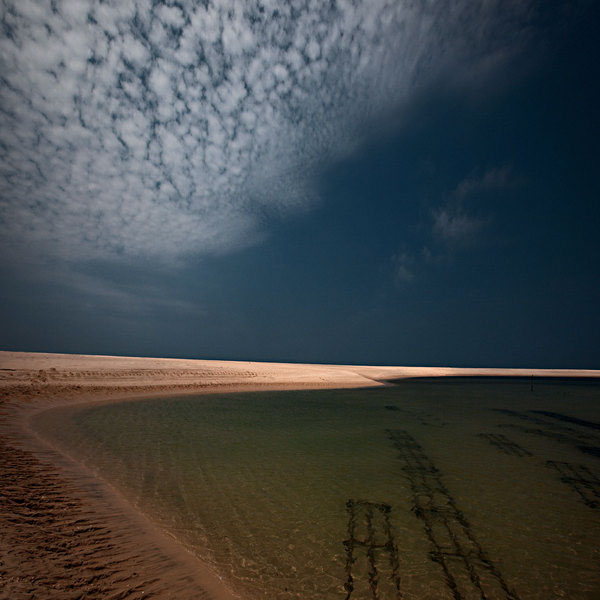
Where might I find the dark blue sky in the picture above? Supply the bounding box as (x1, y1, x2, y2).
(1, 1, 598, 368)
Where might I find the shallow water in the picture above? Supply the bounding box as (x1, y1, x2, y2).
(34, 379, 600, 599)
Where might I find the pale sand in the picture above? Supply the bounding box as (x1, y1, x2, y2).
(1, 350, 598, 599)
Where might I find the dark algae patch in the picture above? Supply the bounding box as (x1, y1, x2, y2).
(578, 446, 600, 457)
(546, 461, 600, 509)
(531, 410, 600, 431)
(386, 429, 520, 600)
(477, 433, 533, 457)
(343, 500, 402, 599)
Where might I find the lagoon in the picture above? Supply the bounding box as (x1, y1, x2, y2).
(33, 378, 600, 599)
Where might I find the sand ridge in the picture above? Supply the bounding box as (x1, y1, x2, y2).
(1, 351, 598, 599)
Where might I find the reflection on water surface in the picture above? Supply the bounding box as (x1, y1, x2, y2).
(34, 379, 600, 599)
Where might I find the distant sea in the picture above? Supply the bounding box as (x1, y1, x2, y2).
(34, 379, 600, 599)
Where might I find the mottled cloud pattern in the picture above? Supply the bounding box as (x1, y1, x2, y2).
(0, 0, 533, 261)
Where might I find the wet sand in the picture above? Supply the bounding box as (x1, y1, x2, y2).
(1, 351, 598, 599)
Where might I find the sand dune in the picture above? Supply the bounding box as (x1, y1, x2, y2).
(3, 350, 596, 393)
(1, 350, 597, 599)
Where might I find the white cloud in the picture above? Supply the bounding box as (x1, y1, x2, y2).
(156, 4, 186, 29)
(432, 207, 483, 242)
(454, 166, 513, 199)
(392, 252, 414, 284)
(306, 39, 321, 61)
(0, 0, 535, 264)
(430, 165, 517, 243)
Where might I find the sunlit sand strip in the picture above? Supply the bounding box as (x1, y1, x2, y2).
(1, 351, 598, 599)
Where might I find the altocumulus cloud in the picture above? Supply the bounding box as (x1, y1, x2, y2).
(0, 0, 535, 263)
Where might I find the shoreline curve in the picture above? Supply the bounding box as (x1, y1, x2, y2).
(1, 350, 598, 599)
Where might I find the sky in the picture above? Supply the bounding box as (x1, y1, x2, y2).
(0, 0, 598, 368)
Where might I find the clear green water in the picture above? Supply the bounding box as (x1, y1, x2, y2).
(34, 380, 600, 599)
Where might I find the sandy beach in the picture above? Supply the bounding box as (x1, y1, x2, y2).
(1, 350, 598, 599)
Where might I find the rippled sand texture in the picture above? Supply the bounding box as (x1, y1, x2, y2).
(0, 436, 233, 599)
(34, 379, 600, 600)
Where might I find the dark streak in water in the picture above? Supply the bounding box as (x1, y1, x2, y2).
(546, 461, 600, 509)
(531, 411, 600, 431)
(497, 423, 600, 459)
(477, 433, 533, 457)
(578, 446, 600, 457)
(493, 409, 598, 444)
